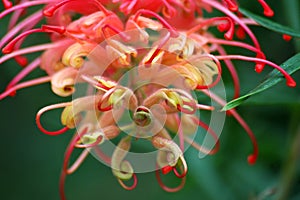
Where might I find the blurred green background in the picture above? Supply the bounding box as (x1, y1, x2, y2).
(1, 1, 300, 200)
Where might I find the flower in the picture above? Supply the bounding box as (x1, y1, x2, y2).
(0, 0, 297, 200)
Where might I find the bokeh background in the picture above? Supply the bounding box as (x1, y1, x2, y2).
(1, 1, 300, 200)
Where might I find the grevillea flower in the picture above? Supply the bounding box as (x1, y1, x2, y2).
(0, 0, 297, 200)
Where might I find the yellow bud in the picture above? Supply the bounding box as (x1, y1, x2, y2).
(152, 135, 182, 167)
(61, 95, 101, 128)
(61, 105, 81, 128)
(62, 42, 96, 68)
(111, 136, 133, 180)
(51, 67, 78, 97)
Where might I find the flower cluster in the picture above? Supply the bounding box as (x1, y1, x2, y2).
(0, 0, 296, 199)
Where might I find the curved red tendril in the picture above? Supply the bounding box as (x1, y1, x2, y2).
(215, 55, 296, 87)
(188, 17, 234, 40)
(117, 174, 138, 190)
(172, 166, 186, 178)
(155, 166, 186, 192)
(59, 127, 89, 200)
(173, 157, 188, 178)
(2, 25, 65, 54)
(43, 0, 109, 17)
(215, 45, 240, 99)
(36, 116, 69, 136)
(2, 28, 42, 54)
(36, 103, 71, 136)
(201, 90, 258, 164)
(189, 117, 220, 155)
(93, 146, 112, 165)
(134, 9, 178, 37)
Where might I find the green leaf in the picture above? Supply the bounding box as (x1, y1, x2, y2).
(239, 8, 300, 38)
(222, 53, 300, 111)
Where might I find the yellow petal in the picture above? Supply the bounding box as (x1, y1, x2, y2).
(51, 67, 78, 97)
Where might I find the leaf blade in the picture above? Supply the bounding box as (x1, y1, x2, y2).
(222, 53, 300, 111)
(239, 8, 300, 38)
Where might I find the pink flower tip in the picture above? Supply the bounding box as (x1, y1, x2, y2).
(224, 31, 234, 40)
(255, 63, 265, 73)
(42, 25, 66, 34)
(236, 26, 246, 40)
(229, 7, 238, 12)
(258, 0, 274, 17)
(217, 23, 229, 32)
(262, 4, 274, 17)
(247, 154, 257, 165)
(228, 6, 238, 12)
(264, 9, 274, 17)
(2, 45, 13, 54)
(2, 0, 12, 9)
(161, 166, 173, 174)
(43, 7, 56, 17)
(224, 0, 238, 12)
(286, 78, 296, 87)
(283, 34, 292, 41)
(14, 56, 28, 67)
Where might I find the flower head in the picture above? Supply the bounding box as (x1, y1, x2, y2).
(0, 0, 297, 199)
